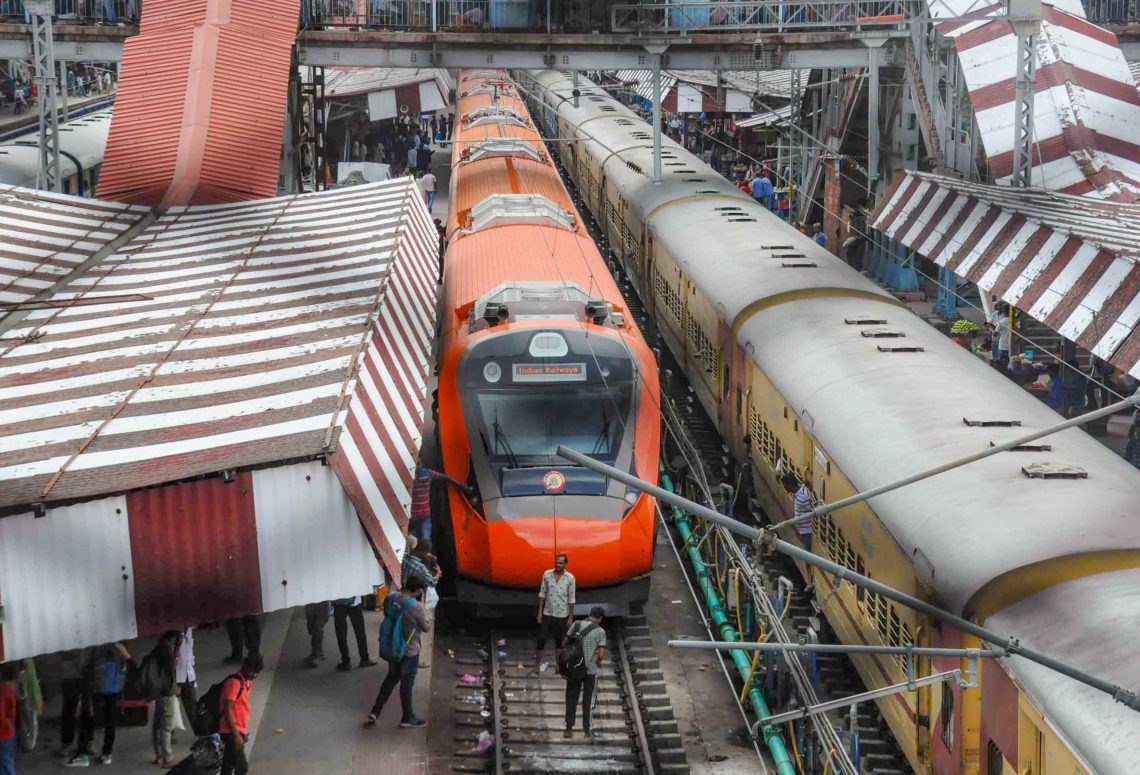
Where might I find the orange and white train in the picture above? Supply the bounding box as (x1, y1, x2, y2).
(434, 69, 661, 614)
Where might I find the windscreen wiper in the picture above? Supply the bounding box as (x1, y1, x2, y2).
(492, 413, 520, 469)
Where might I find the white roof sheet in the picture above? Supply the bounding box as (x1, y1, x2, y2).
(872, 171, 1140, 377)
(325, 67, 453, 99)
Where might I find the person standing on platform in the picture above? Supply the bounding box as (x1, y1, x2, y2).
(176, 627, 199, 734)
(989, 303, 1012, 372)
(421, 170, 437, 212)
(407, 144, 418, 175)
(364, 576, 432, 729)
(224, 616, 261, 665)
(333, 597, 376, 672)
(0, 663, 17, 775)
(151, 631, 180, 768)
(447, 113, 455, 140)
(535, 554, 575, 671)
(563, 607, 607, 739)
(220, 655, 262, 775)
(812, 223, 826, 247)
(65, 642, 131, 768)
(304, 602, 330, 669)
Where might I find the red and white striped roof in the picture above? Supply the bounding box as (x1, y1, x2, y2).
(935, 0, 1140, 200)
(0, 178, 438, 580)
(873, 171, 1140, 376)
(0, 186, 149, 310)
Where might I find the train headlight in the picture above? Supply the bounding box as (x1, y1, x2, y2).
(483, 361, 502, 383)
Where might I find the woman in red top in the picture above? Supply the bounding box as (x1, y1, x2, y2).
(0, 662, 18, 775)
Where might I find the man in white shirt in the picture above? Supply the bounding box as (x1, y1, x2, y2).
(420, 171, 437, 212)
(990, 303, 1012, 371)
(536, 554, 576, 669)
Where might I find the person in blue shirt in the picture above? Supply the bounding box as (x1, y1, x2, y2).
(750, 173, 775, 211)
(813, 223, 826, 247)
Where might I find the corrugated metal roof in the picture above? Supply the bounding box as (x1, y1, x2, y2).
(0, 186, 149, 310)
(326, 67, 453, 99)
(610, 69, 803, 109)
(934, 1, 1140, 200)
(872, 171, 1140, 376)
(0, 179, 436, 659)
(0, 179, 436, 520)
(96, 0, 300, 206)
(735, 105, 795, 130)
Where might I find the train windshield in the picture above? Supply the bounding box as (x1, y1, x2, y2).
(474, 384, 632, 468)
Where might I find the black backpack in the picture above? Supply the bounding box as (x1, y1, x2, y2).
(195, 674, 244, 736)
(557, 623, 599, 681)
(124, 648, 172, 701)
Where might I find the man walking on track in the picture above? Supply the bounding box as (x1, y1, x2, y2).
(535, 553, 575, 670)
(563, 607, 607, 738)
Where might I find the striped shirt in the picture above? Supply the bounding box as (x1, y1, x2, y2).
(794, 485, 813, 536)
(411, 468, 443, 519)
(568, 620, 607, 676)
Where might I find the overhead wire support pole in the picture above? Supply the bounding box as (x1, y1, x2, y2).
(651, 57, 663, 184)
(1010, 0, 1041, 187)
(749, 670, 966, 730)
(27, 0, 60, 193)
(555, 445, 1140, 711)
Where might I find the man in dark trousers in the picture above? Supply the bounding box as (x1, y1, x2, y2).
(364, 575, 432, 729)
(564, 607, 607, 738)
(220, 655, 262, 775)
(224, 615, 261, 664)
(535, 553, 575, 670)
(333, 597, 376, 671)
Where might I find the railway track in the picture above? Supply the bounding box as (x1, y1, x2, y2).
(449, 622, 687, 775)
(547, 151, 912, 774)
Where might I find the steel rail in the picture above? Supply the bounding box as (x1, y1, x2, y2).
(614, 621, 657, 775)
(556, 445, 1140, 710)
(489, 631, 505, 775)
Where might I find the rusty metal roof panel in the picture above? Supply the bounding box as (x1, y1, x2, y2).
(935, 1, 1140, 200)
(872, 170, 1140, 376)
(0, 179, 437, 529)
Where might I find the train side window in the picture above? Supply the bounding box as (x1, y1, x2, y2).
(940, 679, 954, 750)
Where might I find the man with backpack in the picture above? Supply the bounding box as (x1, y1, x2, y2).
(561, 608, 607, 739)
(218, 655, 262, 775)
(364, 575, 432, 729)
(65, 642, 131, 768)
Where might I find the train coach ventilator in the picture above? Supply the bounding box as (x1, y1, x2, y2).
(447, 626, 690, 774)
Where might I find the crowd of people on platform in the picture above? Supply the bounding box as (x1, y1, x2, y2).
(0, 64, 115, 116)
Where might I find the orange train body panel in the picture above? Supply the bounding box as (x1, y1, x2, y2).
(438, 70, 661, 599)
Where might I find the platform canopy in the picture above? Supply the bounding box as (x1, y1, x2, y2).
(0, 178, 438, 661)
(872, 171, 1140, 377)
(326, 67, 453, 121)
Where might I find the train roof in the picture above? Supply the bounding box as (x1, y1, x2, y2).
(0, 109, 112, 188)
(735, 294, 1140, 616)
(987, 569, 1140, 775)
(534, 69, 1140, 617)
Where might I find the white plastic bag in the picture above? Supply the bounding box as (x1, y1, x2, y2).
(424, 586, 440, 611)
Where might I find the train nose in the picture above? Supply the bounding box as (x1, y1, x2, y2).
(479, 500, 632, 588)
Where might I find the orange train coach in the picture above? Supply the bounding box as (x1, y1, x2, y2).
(434, 69, 662, 615)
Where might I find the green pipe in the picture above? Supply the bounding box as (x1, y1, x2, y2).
(662, 471, 798, 775)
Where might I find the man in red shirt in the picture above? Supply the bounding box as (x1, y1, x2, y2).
(0, 663, 17, 775)
(220, 654, 262, 775)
